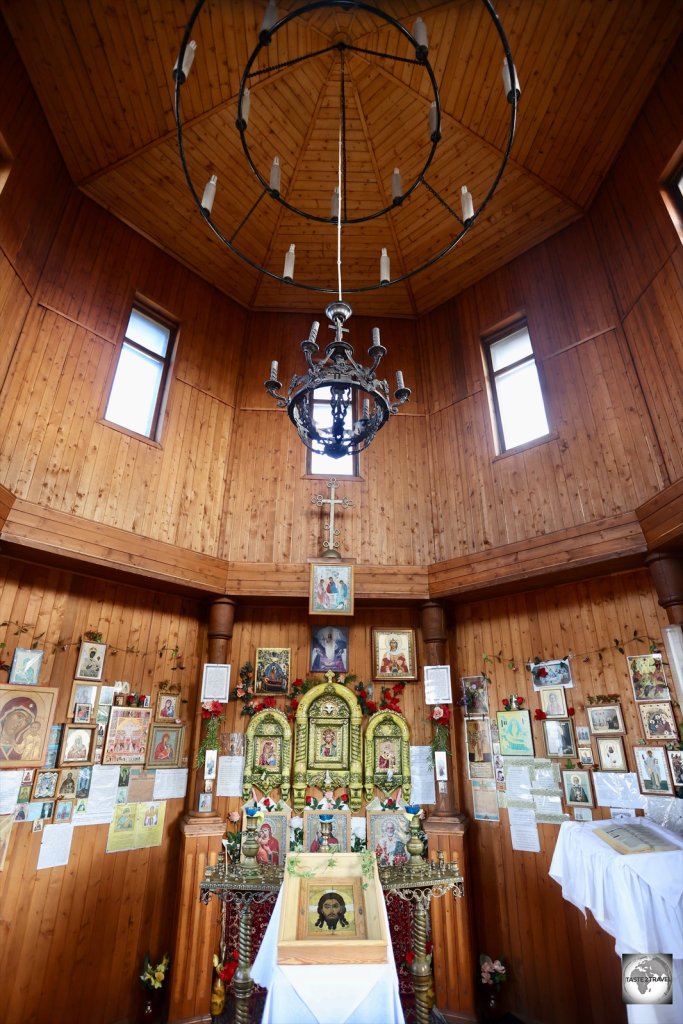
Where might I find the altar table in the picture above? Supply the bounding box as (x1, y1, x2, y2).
(251, 889, 405, 1024)
(549, 818, 683, 1023)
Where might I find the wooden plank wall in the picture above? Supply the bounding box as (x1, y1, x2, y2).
(0, 193, 246, 557)
(221, 308, 434, 566)
(419, 212, 670, 564)
(591, 45, 683, 484)
(0, 555, 206, 1024)
(451, 569, 673, 1024)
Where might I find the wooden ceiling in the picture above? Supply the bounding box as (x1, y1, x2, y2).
(2, 0, 682, 317)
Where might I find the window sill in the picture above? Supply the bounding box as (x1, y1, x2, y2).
(99, 418, 162, 449)
(302, 474, 363, 482)
(492, 431, 558, 462)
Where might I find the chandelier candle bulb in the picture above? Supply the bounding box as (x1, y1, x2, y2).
(372, 328, 380, 346)
(330, 186, 340, 221)
(502, 58, 521, 102)
(308, 321, 320, 345)
(201, 175, 217, 215)
(174, 39, 196, 82)
(391, 168, 402, 202)
(283, 243, 295, 280)
(269, 156, 281, 194)
(461, 185, 474, 222)
(362, 399, 370, 419)
(270, 361, 278, 381)
(380, 248, 390, 284)
(260, 0, 278, 37)
(241, 87, 251, 128)
(413, 17, 428, 51)
(429, 101, 439, 138)
(396, 371, 405, 390)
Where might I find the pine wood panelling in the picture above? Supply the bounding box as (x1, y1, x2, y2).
(0, 258, 31, 387)
(429, 512, 646, 601)
(591, 44, 683, 319)
(452, 570, 672, 1024)
(637, 477, 683, 551)
(0, 20, 70, 294)
(1, 499, 229, 595)
(0, 556, 205, 1024)
(622, 249, 683, 483)
(5, 3, 682, 315)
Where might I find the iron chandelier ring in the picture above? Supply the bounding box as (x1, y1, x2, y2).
(174, 0, 518, 294)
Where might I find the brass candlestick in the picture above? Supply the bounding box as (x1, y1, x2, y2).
(240, 813, 261, 876)
(319, 816, 333, 853)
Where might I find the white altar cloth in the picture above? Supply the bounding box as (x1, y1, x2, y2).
(251, 889, 405, 1024)
(549, 818, 683, 1023)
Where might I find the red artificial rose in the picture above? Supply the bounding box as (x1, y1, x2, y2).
(264, 696, 277, 708)
(366, 700, 378, 713)
(340, 793, 348, 802)
(306, 795, 313, 805)
(534, 708, 546, 720)
(290, 698, 299, 711)
(293, 678, 303, 688)
(386, 798, 394, 806)
(201, 707, 211, 719)
(516, 697, 524, 707)
(357, 689, 367, 700)
(567, 706, 575, 716)
(263, 798, 272, 808)
(405, 951, 415, 966)
(538, 667, 548, 678)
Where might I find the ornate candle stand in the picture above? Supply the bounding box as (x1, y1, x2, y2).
(318, 814, 333, 853)
(200, 851, 284, 1024)
(378, 811, 464, 1024)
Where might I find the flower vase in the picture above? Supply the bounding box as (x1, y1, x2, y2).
(210, 975, 226, 1017)
(482, 988, 501, 1022)
(139, 991, 159, 1024)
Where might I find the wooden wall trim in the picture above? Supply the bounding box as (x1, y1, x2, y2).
(428, 511, 647, 601)
(0, 497, 653, 604)
(635, 476, 683, 550)
(1, 498, 228, 593)
(0, 482, 14, 530)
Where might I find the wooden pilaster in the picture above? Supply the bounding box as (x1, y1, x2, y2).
(169, 596, 236, 1023)
(420, 601, 477, 1022)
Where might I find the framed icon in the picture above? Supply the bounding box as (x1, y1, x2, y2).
(561, 769, 594, 807)
(586, 704, 625, 735)
(542, 719, 576, 758)
(596, 736, 627, 771)
(0, 685, 59, 768)
(539, 687, 567, 718)
(638, 702, 678, 742)
(74, 641, 106, 681)
(371, 628, 417, 682)
(496, 709, 534, 757)
(8, 648, 44, 685)
(58, 725, 97, 766)
(633, 746, 674, 795)
(254, 647, 291, 695)
(309, 564, 354, 616)
(145, 724, 184, 768)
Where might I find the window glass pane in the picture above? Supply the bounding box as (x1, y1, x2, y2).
(308, 396, 355, 475)
(490, 327, 532, 371)
(105, 343, 163, 436)
(496, 360, 549, 449)
(126, 308, 170, 357)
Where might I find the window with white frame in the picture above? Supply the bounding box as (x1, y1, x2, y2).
(307, 387, 357, 476)
(104, 304, 176, 440)
(483, 321, 550, 452)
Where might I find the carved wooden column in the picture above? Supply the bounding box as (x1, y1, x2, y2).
(646, 550, 683, 625)
(169, 596, 235, 1023)
(420, 601, 477, 1023)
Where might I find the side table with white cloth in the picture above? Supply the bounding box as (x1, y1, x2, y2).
(251, 888, 405, 1024)
(549, 818, 683, 1023)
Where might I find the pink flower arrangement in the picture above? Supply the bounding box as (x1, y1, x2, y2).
(480, 954, 506, 990)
